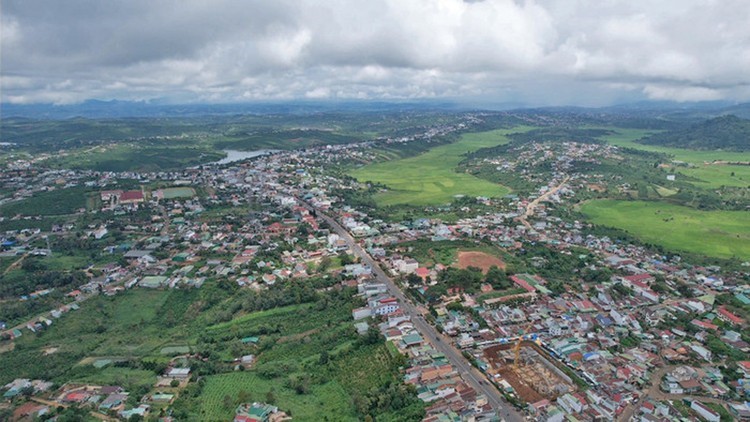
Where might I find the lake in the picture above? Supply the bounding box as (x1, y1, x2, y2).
(212, 149, 278, 165)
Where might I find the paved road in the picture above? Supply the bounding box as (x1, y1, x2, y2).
(305, 201, 524, 422)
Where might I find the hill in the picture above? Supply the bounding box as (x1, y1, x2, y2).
(638, 115, 750, 151)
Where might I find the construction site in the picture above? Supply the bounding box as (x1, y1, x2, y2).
(483, 340, 577, 404)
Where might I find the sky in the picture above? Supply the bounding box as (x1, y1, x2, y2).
(2, 0, 750, 106)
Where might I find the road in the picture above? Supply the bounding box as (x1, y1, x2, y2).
(29, 396, 116, 421)
(304, 201, 524, 422)
(3, 253, 27, 275)
(517, 175, 570, 230)
(618, 365, 730, 421)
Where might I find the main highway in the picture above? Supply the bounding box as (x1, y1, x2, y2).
(302, 201, 524, 422)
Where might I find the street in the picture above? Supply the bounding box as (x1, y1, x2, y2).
(307, 202, 525, 422)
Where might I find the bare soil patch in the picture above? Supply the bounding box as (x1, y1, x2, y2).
(456, 251, 505, 273)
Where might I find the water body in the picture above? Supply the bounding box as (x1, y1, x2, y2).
(212, 149, 278, 165)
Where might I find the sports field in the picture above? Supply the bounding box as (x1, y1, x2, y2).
(351, 128, 529, 206)
(600, 128, 750, 188)
(580, 200, 750, 259)
(158, 187, 196, 199)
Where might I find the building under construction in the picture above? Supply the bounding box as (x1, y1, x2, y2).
(483, 341, 577, 404)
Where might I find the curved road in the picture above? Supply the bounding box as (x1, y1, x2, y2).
(517, 176, 570, 230)
(303, 200, 524, 422)
(618, 365, 731, 421)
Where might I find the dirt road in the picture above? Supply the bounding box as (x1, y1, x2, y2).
(517, 176, 570, 230)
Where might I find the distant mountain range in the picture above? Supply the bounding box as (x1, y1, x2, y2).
(0, 99, 464, 119)
(638, 115, 750, 151)
(2, 98, 750, 120)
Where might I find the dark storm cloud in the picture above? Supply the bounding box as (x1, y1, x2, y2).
(2, 0, 749, 105)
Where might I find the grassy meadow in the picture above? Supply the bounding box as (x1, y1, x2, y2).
(600, 128, 750, 188)
(351, 128, 530, 206)
(580, 200, 750, 259)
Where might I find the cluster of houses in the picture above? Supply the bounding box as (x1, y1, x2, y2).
(1, 368, 193, 421)
(377, 310, 499, 421)
(297, 140, 750, 420)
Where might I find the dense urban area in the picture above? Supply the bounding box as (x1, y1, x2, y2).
(1, 107, 750, 422)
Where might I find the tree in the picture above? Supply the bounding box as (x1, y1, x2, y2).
(319, 256, 333, 272)
(362, 326, 383, 345)
(237, 390, 252, 404)
(485, 266, 510, 289)
(265, 389, 276, 404)
(222, 394, 234, 409)
(319, 350, 329, 365)
(339, 252, 354, 266)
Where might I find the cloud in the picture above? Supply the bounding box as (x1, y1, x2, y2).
(1, 0, 749, 105)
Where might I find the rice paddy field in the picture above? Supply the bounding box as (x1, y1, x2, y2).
(580, 200, 750, 259)
(351, 128, 530, 206)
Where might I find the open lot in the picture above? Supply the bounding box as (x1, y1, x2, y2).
(580, 200, 750, 259)
(351, 128, 530, 206)
(455, 251, 506, 273)
(484, 342, 577, 404)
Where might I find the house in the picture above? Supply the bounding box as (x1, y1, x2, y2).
(717, 306, 744, 325)
(100, 190, 123, 202)
(166, 367, 191, 379)
(729, 402, 750, 420)
(415, 267, 430, 281)
(352, 307, 372, 320)
(690, 344, 712, 361)
(370, 297, 399, 316)
(396, 258, 419, 274)
(120, 190, 144, 204)
(150, 393, 175, 403)
(12, 402, 49, 420)
(690, 400, 720, 422)
(738, 361, 750, 378)
(234, 402, 289, 422)
(557, 393, 584, 414)
(99, 393, 128, 412)
(510, 275, 536, 293)
(691, 319, 719, 331)
(92, 227, 108, 239)
(401, 333, 424, 348)
(120, 405, 149, 420)
(623, 274, 655, 285)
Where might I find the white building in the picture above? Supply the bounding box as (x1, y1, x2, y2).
(352, 307, 372, 320)
(690, 401, 720, 422)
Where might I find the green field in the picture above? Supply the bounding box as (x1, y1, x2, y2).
(601, 129, 750, 188)
(0, 186, 90, 216)
(45, 143, 225, 172)
(198, 369, 356, 421)
(580, 200, 750, 259)
(351, 128, 529, 206)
